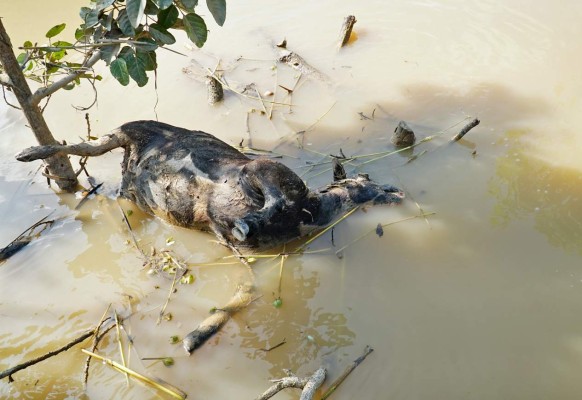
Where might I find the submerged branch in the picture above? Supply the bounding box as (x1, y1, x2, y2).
(0, 329, 95, 381)
(321, 346, 373, 399)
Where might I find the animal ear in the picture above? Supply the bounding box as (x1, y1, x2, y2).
(332, 158, 347, 181)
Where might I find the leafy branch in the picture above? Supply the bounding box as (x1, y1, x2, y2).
(14, 0, 227, 92)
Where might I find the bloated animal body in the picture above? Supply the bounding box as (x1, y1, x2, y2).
(17, 121, 403, 250)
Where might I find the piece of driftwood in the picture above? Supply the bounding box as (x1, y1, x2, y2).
(182, 282, 254, 354)
(391, 121, 416, 147)
(278, 50, 329, 82)
(256, 367, 326, 400)
(451, 118, 480, 142)
(338, 15, 357, 48)
(206, 75, 224, 104)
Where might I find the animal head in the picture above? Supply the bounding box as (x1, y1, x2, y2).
(325, 158, 404, 206)
(319, 173, 404, 207)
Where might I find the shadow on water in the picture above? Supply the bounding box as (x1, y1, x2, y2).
(375, 81, 550, 128)
(489, 129, 582, 255)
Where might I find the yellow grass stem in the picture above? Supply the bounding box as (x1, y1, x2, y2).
(297, 206, 360, 251)
(114, 311, 129, 385)
(81, 349, 186, 399)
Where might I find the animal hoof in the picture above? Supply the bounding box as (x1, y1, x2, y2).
(232, 220, 249, 241)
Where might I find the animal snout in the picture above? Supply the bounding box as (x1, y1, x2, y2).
(376, 184, 405, 204)
(381, 184, 401, 193)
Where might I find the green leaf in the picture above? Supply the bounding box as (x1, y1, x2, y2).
(23, 41, 33, 49)
(154, 0, 173, 9)
(53, 41, 73, 48)
(144, 0, 159, 15)
(183, 13, 207, 47)
(46, 23, 66, 38)
(136, 50, 157, 71)
(136, 37, 158, 52)
(16, 53, 27, 65)
(181, 0, 198, 11)
(46, 64, 60, 75)
(118, 46, 135, 62)
(206, 0, 226, 26)
(100, 10, 114, 31)
(80, 8, 100, 28)
(75, 27, 94, 41)
(99, 43, 121, 65)
(122, 48, 149, 86)
(126, 0, 147, 28)
(95, 0, 115, 11)
(149, 23, 176, 45)
(110, 58, 130, 86)
(117, 9, 136, 36)
(157, 5, 178, 29)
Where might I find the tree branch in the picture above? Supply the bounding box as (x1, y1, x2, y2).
(30, 50, 102, 106)
(0, 329, 94, 381)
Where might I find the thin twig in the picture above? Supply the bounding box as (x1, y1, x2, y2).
(117, 201, 146, 258)
(320, 346, 374, 399)
(83, 304, 113, 385)
(259, 338, 287, 352)
(334, 212, 436, 255)
(1, 330, 94, 381)
(297, 206, 359, 251)
(157, 266, 187, 325)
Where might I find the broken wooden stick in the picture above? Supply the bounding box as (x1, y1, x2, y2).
(338, 15, 357, 48)
(278, 50, 329, 82)
(256, 367, 326, 400)
(182, 282, 254, 354)
(451, 118, 480, 142)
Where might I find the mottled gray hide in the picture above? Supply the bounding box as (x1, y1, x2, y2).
(16, 121, 404, 250)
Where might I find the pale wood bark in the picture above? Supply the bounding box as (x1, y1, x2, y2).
(0, 19, 84, 191)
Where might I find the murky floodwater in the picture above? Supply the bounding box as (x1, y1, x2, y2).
(2, 1, 582, 399)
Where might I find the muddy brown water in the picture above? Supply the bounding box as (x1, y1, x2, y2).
(2, 1, 582, 399)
